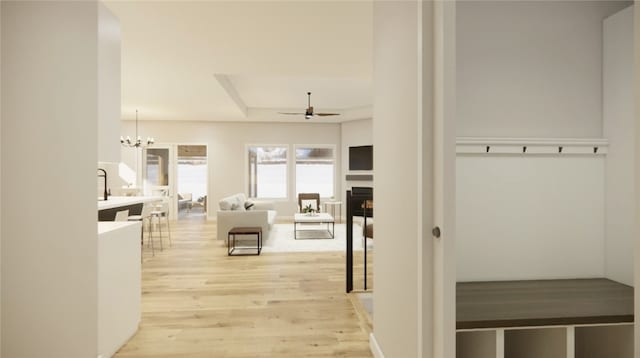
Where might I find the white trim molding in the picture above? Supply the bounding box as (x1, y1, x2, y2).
(369, 333, 385, 358)
(456, 137, 609, 155)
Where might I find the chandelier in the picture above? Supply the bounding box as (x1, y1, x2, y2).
(120, 109, 154, 148)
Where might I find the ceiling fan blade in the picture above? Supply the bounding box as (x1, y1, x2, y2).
(278, 112, 306, 115)
(315, 113, 340, 117)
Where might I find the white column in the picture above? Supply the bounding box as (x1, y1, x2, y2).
(2, 2, 99, 356)
(98, 3, 122, 163)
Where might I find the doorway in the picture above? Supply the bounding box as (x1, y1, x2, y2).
(143, 145, 176, 220)
(176, 145, 208, 221)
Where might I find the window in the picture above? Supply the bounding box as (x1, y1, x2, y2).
(247, 146, 287, 198)
(295, 146, 335, 197)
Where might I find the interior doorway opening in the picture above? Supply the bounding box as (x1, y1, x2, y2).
(176, 145, 208, 221)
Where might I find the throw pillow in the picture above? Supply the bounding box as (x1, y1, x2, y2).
(231, 202, 246, 211)
(219, 199, 233, 211)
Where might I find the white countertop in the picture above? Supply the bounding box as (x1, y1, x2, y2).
(98, 221, 140, 235)
(97, 196, 163, 211)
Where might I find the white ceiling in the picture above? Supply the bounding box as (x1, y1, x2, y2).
(104, 1, 373, 123)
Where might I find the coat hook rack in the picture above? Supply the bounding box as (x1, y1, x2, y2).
(455, 138, 608, 155)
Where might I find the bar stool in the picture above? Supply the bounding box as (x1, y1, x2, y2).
(150, 201, 172, 248)
(128, 203, 157, 256)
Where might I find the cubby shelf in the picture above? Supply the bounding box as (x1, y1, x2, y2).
(458, 324, 633, 358)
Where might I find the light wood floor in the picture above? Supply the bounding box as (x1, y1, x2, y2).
(115, 217, 373, 357)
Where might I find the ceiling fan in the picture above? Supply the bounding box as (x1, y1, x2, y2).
(279, 92, 340, 120)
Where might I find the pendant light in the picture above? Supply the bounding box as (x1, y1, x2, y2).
(120, 109, 154, 148)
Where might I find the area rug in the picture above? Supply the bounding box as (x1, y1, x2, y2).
(261, 223, 368, 253)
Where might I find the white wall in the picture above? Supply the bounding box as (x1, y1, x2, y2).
(455, 1, 634, 283)
(603, 6, 634, 286)
(2, 2, 98, 356)
(341, 118, 373, 210)
(456, 155, 606, 281)
(121, 120, 341, 220)
(457, 1, 631, 138)
(98, 3, 121, 163)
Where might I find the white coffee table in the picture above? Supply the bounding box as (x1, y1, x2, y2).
(294, 213, 335, 240)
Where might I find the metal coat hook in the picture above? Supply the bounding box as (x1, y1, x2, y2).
(486, 146, 490, 153)
(559, 146, 563, 153)
(594, 147, 599, 154)
(522, 146, 527, 153)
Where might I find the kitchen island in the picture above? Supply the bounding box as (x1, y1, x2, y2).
(98, 196, 162, 221)
(98, 221, 141, 358)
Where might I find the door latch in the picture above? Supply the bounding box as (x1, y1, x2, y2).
(432, 226, 441, 238)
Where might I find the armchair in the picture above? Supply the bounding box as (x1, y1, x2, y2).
(298, 193, 321, 213)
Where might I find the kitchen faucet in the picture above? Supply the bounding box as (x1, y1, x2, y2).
(97, 168, 108, 201)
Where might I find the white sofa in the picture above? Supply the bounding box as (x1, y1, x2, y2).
(216, 193, 277, 241)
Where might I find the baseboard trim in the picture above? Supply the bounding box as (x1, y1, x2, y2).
(369, 333, 385, 358)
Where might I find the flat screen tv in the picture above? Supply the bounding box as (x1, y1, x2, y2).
(349, 145, 373, 170)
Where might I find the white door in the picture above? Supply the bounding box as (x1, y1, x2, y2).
(428, 1, 457, 357)
(371, 1, 456, 356)
(635, 4, 640, 355)
(143, 144, 178, 220)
